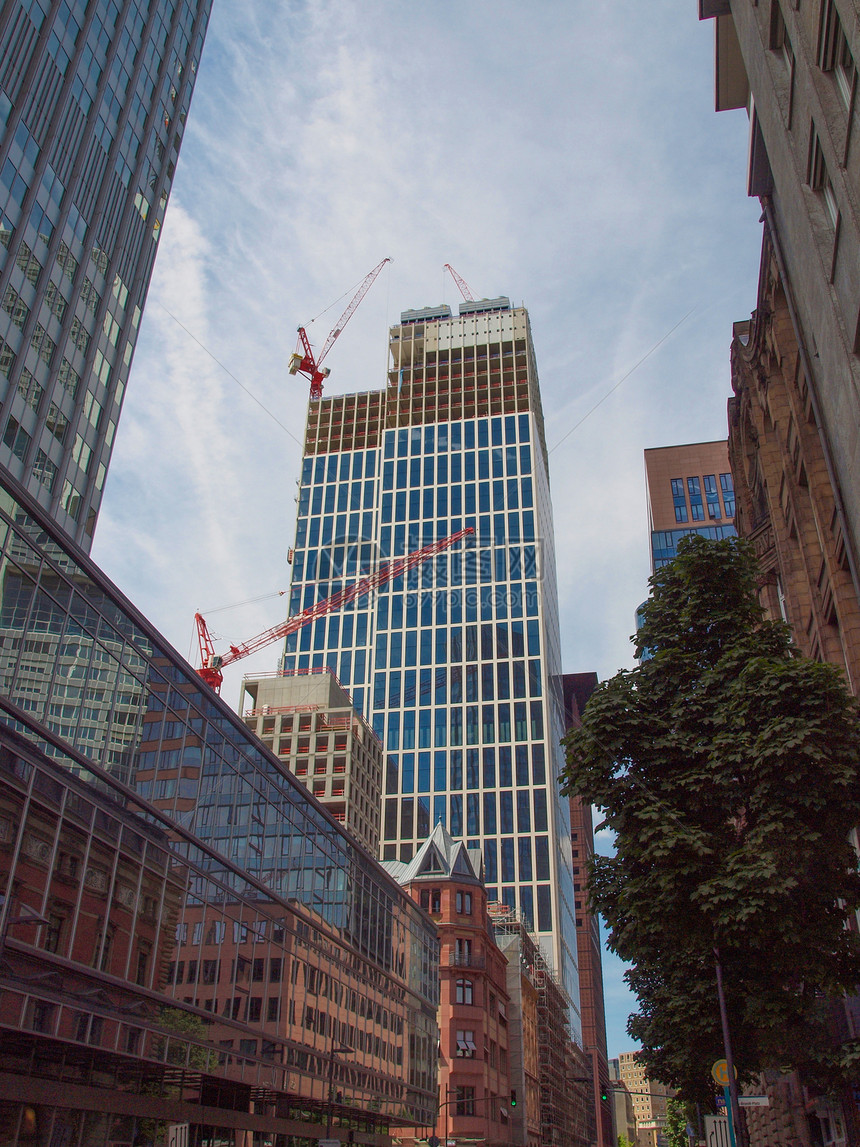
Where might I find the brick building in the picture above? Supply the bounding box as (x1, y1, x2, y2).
(699, 3, 860, 1140)
(384, 822, 513, 1147)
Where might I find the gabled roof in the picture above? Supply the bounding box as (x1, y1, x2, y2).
(381, 821, 483, 887)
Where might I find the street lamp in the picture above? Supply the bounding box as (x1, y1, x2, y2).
(325, 1041, 354, 1137)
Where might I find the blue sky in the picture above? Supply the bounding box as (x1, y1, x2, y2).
(92, 1, 764, 1058)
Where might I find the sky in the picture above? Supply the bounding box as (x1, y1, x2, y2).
(92, 1, 764, 1059)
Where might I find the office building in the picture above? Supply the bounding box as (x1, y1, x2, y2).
(0, 469, 439, 1144)
(241, 667, 383, 854)
(0, 0, 211, 546)
(643, 441, 736, 572)
(615, 1053, 671, 1147)
(563, 672, 613, 1147)
(608, 1060, 638, 1147)
(384, 822, 513, 1147)
(285, 297, 581, 1032)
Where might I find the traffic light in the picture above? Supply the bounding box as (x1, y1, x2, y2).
(600, 1089, 609, 1103)
(510, 1089, 518, 1107)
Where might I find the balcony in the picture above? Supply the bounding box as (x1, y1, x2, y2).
(448, 953, 486, 969)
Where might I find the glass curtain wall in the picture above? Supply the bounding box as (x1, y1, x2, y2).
(284, 305, 581, 1034)
(0, 472, 438, 1125)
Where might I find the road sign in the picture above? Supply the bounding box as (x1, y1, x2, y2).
(428, 1138, 440, 1147)
(167, 1127, 188, 1147)
(704, 1115, 730, 1147)
(738, 1096, 770, 1107)
(710, 1059, 735, 1086)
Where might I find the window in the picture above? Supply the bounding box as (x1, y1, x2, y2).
(456, 1029, 477, 1057)
(455, 937, 472, 965)
(32, 449, 56, 492)
(820, 0, 856, 106)
(670, 477, 687, 523)
(419, 887, 441, 913)
(770, 1, 793, 71)
(44, 912, 64, 954)
(810, 129, 838, 227)
(703, 474, 721, 519)
(455, 1086, 475, 1116)
(456, 890, 472, 915)
(3, 415, 29, 463)
(456, 978, 474, 1005)
(687, 476, 704, 521)
(720, 473, 735, 517)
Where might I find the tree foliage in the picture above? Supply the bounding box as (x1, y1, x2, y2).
(664, 1097, 692, 1147)
(561, 536, 860, 1101)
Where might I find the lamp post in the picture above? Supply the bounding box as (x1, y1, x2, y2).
(325, 1041, 354, 1137)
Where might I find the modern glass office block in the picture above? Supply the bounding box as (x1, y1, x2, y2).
(283, 299, 581, 1035)
(0, 470, 439, 1127)
(0, 0, 211, 545)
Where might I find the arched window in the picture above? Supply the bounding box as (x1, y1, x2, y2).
(456, 978, 473, 1005)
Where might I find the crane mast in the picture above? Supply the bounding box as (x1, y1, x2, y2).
(196, 527, 474, 692)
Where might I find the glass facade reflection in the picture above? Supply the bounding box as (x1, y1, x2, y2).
(0, 0, 212, 545)
(283, 300, 580, 1034)
(0, 472, 439, 1133)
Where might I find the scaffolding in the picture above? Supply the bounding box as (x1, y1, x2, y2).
(488, 904, 591, 1147)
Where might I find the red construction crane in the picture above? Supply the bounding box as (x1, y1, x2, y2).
(443, 263, 475, 302)
(288, 257, 392, 401)
(195, 527, 474, 693)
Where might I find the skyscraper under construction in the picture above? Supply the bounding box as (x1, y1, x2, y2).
(284, 296, 581, 1025)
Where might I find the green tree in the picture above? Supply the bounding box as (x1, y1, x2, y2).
(561, 536, 860, 1101)
(618, 1136, 634, 1147)
(664, 1097, 691, 1147)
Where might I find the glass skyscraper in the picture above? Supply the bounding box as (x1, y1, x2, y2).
(0, 0, 211, 546)
(283, 297, 580, 1031)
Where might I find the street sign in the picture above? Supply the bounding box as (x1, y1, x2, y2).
(167, 1127, 188, 1147)
(428, 1138, 440, 1147)
(738, 1096, 770, 1107)
(704, 1115, 730, 1147)
(710, 1059, 735, 1086)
